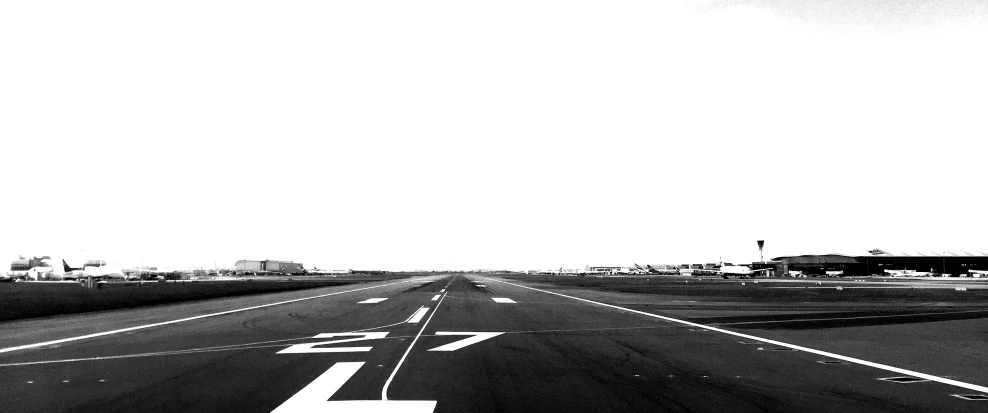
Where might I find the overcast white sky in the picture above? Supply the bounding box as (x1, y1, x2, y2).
(2, 1, 986, 270)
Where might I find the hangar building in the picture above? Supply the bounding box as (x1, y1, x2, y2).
(234, 260, 305, 275)
(772, 249, 988, 277)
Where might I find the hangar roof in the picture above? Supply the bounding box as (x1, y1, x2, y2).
(863, 249, 988, 257)
(774, 249, 988, 260)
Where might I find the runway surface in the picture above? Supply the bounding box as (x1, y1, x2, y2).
(2, 274, 987, 412)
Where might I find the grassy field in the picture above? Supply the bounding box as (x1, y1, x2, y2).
(502, 275, 988, 303)
(0, 275, 412, 322)
(500, 275, 988, 329)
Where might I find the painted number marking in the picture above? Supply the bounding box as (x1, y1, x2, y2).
(271, 362, 436, 413)
(428, 332, 504, 352)
(277, 332, 388, 354)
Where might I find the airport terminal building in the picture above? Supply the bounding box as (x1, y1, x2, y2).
(771, 249, 988, 277)
(234, 259, 305, 275)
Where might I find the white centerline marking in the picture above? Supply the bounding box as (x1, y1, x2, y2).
(440, 289, 445, 292)
(381, 292, 447, 400)
(358, 298, 388, 304)
(0, 278, 427, 355)
(479, 276, 988, 395)
(431, 295, 440, 301)
(492, 298, 515, 303)
(407, 307, 430, 324)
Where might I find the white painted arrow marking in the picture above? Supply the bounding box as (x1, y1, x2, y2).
(271, 362, 436, 413)
(428, 332, 504, 352)
(359, 298, 388, 304)
(277, 332, 388, 354)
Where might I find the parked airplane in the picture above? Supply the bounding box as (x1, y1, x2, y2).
(969, 270, 988, 278)
(883, 269, 933, 277)
(716, 264, 773, 279)
(30, 258, 125, 281)
(679, 261, 771, 278)
(646, 264, 680, 275)
(632, 264, 651, 275)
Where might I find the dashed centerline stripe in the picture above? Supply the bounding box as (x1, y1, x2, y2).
(407, 307, 430, 324)
(492, 298, 516, 303)
(431, 295, 440, 301)
(358, 298, 388, 304)
(479, 276, 988, 395)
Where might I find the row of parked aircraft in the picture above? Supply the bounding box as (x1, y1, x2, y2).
(4, 257, 184, 282)
(12, 258, 128, 281)
(633, 263, 771, 279)
(883, 269, 988, 277)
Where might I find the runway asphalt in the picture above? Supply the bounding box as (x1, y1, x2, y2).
(1, 274, 987, 412)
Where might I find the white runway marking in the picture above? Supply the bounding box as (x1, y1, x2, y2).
(407, 307, 429, 324)
(428, 332, 503, 352)
(480, 276, 988, 395)
(277, 332, 388, 354)
(440, 289, 445, 292)
(0, 278, 427, 355)
(492, 298, 515, 303)
(270, 362, 437, 413)
(381, 293, 447, 400)
(710, 309, 988, 326)
(431, 295, 440, 301)
(359, 298, 388, 304)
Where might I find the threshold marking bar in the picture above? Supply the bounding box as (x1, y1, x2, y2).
(407, 307, 429, 324)
(270, 363, 365, 413)
(271, 362, 437, 413)
(0, 278, 427, 355)
(478, 276, 988, 395)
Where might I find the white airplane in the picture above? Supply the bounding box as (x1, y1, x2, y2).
(883, 269, 933, 277)
(681, 261, 771, 278)
(29, 258, 125, 281)
(716, 264, 773, 279)
(969, 270, 988, 278)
